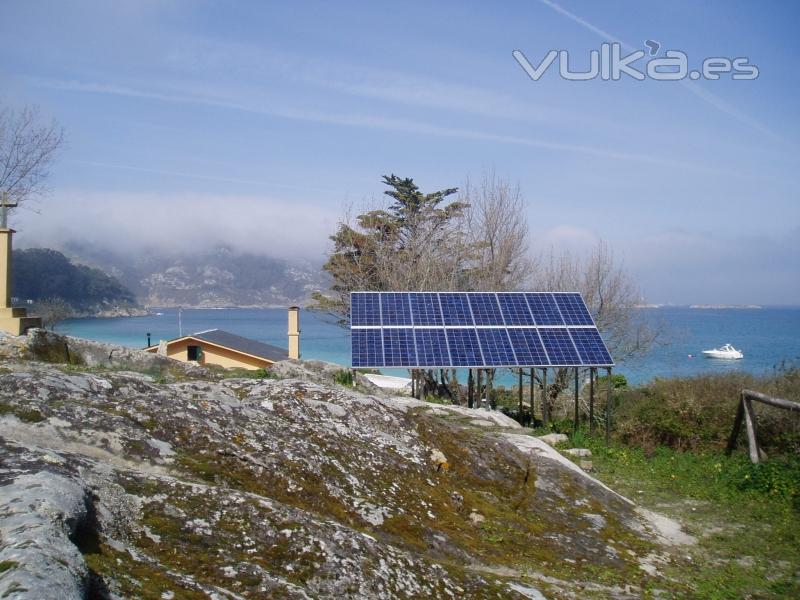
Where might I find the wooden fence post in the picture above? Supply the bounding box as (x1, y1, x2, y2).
(725, 394, 745, 457)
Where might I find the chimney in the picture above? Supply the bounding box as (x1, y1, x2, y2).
(288, 306, 300, 360)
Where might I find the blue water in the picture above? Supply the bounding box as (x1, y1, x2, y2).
(59, 307, 800, 386)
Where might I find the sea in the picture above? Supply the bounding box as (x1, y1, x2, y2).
(59, 306, 800, 387)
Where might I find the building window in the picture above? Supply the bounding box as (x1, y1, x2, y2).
(187, 345, 202, 361)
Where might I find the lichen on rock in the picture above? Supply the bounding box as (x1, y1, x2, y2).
(0, 333, 694, 598)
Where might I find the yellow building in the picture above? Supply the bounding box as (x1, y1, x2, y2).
(146, 328, 291, 370)
(0, 195, 41, 335)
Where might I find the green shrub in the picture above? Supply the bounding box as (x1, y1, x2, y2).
(613, 368, 800, 454)
(221, 367, 277, 380)
(333, 369, 353, 387)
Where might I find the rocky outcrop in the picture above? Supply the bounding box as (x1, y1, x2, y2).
(1, 329, 214, 381)
(0, 336, 693, 598)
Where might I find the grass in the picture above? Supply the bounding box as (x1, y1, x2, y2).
(568, 430, 800, 598)
(218, 366, 277, 380)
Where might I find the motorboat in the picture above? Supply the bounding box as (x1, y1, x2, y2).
(701, 344, 743, 360)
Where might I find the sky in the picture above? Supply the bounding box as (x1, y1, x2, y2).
(0, 0, 798, 305)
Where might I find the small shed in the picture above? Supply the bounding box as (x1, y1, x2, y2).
(146, 328, 288, 370)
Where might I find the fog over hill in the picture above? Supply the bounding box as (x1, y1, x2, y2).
(36, 240, 328, 309)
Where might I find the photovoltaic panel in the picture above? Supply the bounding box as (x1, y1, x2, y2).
(497, 293, 535, 325)
(538, 328, 581, 365)
(507, 328, 549, 366)
(439, 293, 474, 326)
(351, 329, 383, 367)
(525, 293, 564, 326)
(382, 328, 416, 366)
(569, 328, 613, 366)
(446, 328, 483, 366)
(554, 293, 594, 326)
(351, 292, 381, 326)
(410, 292, 443, 326)
(381, 292, 412, 326)
(414, 328, 450, 366)
(468, 293, 504, 325)
(477, 328, 516, 366)
(349, 291, 613, 368)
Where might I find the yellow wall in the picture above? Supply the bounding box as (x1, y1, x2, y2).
(160, 338, 273, 370)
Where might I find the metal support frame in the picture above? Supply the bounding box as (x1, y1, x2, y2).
(573, 367, 580, 432)
(486, 369, 496, 410)
(529, 368, 535, 427)
(589, 368, 595, 433)
(605, 367, 612, 444)
(542, 368, 549, 426)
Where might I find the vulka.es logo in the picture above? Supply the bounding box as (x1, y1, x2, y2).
(513, 42, 759, 81)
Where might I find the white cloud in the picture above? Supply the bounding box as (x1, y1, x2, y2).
(34, 77, 727, 172)
(14, 190, 340, 260)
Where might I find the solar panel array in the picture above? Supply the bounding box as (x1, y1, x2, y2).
(351, 291, 613, 368)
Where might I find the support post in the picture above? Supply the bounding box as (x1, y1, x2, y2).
(589, 368, 595, 433)
(476, 370, 482, 408)
(518, 369, 523, 424)
(467, 369, 474, 409)
(573, 367, 580, 432)
(542, 368, 549, 426)
(529, 368, 535, 427)
(487, 370, 494, 410)
(605, 367, 612, 444)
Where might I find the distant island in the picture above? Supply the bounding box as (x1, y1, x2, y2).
(634, 303, 763, 310)
(689, 304, 762, 310)
(12, 243, 327, 315)
(12, 248, 146, 318)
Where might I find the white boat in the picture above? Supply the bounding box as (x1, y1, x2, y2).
(702, 344, 743, 360)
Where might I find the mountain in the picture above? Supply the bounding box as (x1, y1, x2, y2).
(11, 248, 143, 316)
(56, 241, 328, 308)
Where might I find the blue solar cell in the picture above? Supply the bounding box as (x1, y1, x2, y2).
(477, 328, 516, 366)
(525, 293, 564, 326)
(414, 329, 450, 366)
(507, 328, 549, 366)
(351, 292, 381, 326)
(554, 293, 593, 326)
(497, 293, 535, 325)
(382, 328, 416, 366)
(439, 293, 474, 326)
(538, 328, 581, 365)
(468, 293, 504, 325)
(445, 328, 483, 366)
(569, 328, 613, 365)
(381, 293, 412, 326)
(410, 292, 443, 326)
(351, 329, 383, 367)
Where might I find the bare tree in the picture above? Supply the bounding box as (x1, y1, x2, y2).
(0, 105, 65, 211)
(459, 171, 536, 292)
(533, 241, 660, 421)
(34, 297, 72, 331)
